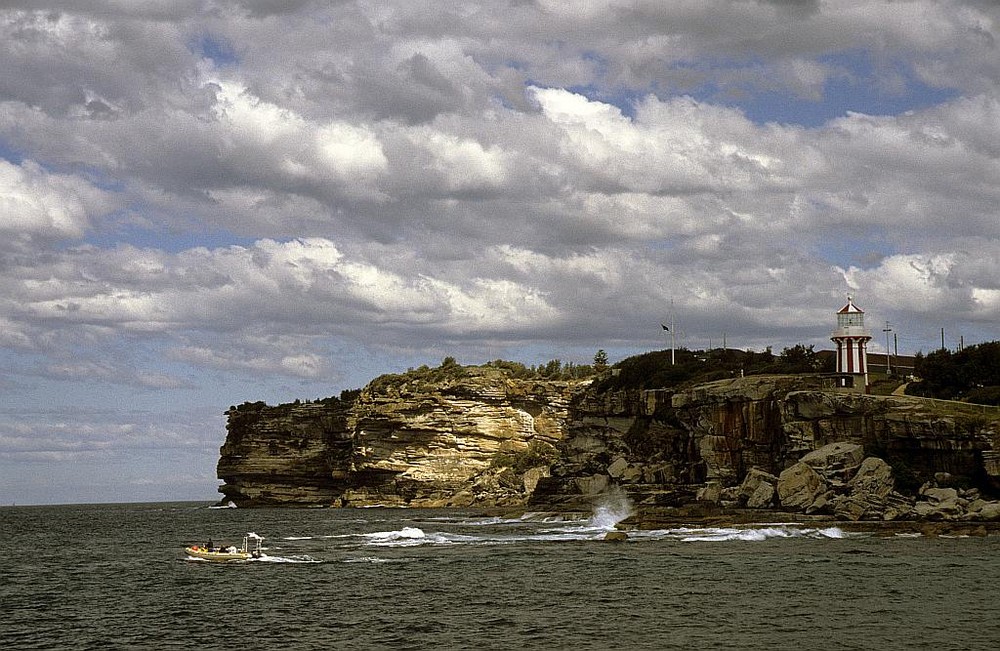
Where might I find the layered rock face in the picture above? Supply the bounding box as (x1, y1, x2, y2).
(217, 369, 1000, 518)
(217, 368, 583, 507)
(531, 375, 1000, 517)
(218, 400, 353, 507)
(343, 369, 580, 507)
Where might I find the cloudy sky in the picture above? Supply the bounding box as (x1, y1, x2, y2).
(2, 1, 998, 505)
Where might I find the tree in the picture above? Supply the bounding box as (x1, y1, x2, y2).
(593, 349, 609, 371)
(541, 359, 562, 377)
(777, 344, 819, 373)
(912, 341, 1000, 402)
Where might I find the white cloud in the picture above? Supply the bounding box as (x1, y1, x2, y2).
(0, 159, 115, 243)
(839, 253, 963, 312)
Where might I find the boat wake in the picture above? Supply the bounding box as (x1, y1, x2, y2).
(253, 554, 323, 564)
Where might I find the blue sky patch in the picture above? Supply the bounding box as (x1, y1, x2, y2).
(82, 220, 258, 254)
(192, 33, 239, 67)
(708, 50, 959, 127)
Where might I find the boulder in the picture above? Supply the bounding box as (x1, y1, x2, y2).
(800, 442, 865, 480)
(914, 487, 965, 520)
(921, 486, 959, 504)
(882, 491, 916, 521)
(696, 481, 723, 504)
(604, 531, 628, 542)
(778, 462, 826, 510)
(720, 486, 742, 504)
(831, 495, 868, 521)
(970, 501, 1000, 521)
(820, 457, 898, 519)
(746, 482, 776, 508)
(849, 457, 895, 501)
(962, 488, 982, 501)
(806, 490, 836, 515)
(914, 500, 963, 520)
(621, 464, 644, 483)
(607, 457, 629, 479)
(739, 468, 778, 508)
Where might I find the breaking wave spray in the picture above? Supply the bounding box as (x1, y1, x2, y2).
(588, 485, 635, 530)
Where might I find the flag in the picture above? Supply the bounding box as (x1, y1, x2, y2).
(661, 323, 669, 331)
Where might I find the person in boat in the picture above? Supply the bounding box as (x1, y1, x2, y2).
(206, 538, 214, 552)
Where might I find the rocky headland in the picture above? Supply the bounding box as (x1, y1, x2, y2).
(217, 363, 1000, 530)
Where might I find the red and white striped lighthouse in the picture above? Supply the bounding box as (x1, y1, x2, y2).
(831, 295, 872, 390)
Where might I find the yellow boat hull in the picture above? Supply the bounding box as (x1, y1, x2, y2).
(184, 546, 252, 562)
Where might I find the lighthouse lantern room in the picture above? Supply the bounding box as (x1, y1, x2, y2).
(831, 295, 872, 391)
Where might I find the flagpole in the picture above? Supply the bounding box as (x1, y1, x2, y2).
(670, 299, 677, 366)
(669, 299, 675, 365)
(661, 299, 675, 365)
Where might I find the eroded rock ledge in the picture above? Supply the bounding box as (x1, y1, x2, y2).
(217, 369, 1000, 521)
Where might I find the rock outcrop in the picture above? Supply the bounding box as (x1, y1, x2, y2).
(217, 367, 1000, 519)
(218, 399, 353, 507)
(531, 374, 1000, 519)
(217, 366, 583, 507)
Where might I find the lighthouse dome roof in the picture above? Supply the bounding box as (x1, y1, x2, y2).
(838, 296, 864, 314)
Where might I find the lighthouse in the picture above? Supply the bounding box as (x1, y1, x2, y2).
(831, 295, 872, 391)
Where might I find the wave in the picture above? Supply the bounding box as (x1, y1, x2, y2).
(362, 526, 483, 547)
(354, 522, 852, 547)
(341, 556, 415, 564)
(627, 525, 849, 543)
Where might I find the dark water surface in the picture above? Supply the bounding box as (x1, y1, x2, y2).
(2, 502, 999, 649)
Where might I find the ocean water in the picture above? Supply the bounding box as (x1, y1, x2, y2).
(2, 500, 999, 650)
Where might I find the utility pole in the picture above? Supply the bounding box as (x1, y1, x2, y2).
(883, 321, 893, 376)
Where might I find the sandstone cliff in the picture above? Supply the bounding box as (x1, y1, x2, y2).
(217, 365, 583, 508)
(343, 366, 581, 507)
(217, 367, 1000, 520)
(532, 374, 1000, 521)
(218, 399, 353, 506)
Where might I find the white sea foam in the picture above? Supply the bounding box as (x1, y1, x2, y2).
(254, 554, 321, 564)
(349, 510, 850, 548)
(588, 486, 636, 531)
(619, 524, 852, 543)
(342, 556, 404, 563)
(456, 516, 507, 526)
(517, 511, 581, 523)
(362, 526, 460, 547)
(816, 527, 846, 539)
